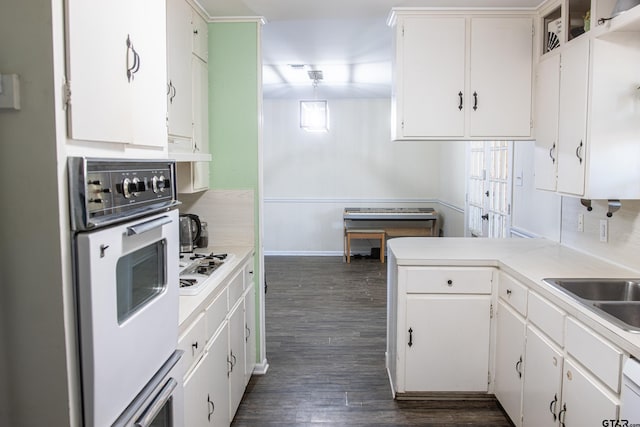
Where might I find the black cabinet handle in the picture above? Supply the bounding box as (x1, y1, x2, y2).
(549, 142, 556, 164)
(558, 403, 567, 427)
(192, 341, 198, 354)
(473, 91, 478, 111)
(408, 328, 413, 347)
(458, 91, 463, 111)
(576, 140, 584, 164)
(549, 394, 558, 421)
(481, 214, 489, 221)
(207, 394, 215, 421)
(246, 324, 251, 342)
(515, 356, 523, 378)
(447, 279, 453, 286)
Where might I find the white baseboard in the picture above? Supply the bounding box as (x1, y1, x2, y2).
(252, 359, 269, 375)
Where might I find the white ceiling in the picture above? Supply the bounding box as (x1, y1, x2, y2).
(197, 0, 543, 98)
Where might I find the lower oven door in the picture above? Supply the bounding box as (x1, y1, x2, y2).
(76, 209, 179, 426)
(113, 350, 184, 427)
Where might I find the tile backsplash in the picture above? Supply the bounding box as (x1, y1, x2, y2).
(561, 197, 640, 272)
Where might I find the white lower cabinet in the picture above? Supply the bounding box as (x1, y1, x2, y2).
(494, 301, 526, 427)
(228, 300, 246, 420)
(180, 256, 256, 426)
(244, 284, 257, 386)
(391, 267, 494, 394)
(561, 359, 619, 426)
(522, 326, 563, 427)
(183, 326, 230, 427)
(405, 294, 491, 392)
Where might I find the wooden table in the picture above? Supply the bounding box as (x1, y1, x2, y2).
(343, 207, 438, 262)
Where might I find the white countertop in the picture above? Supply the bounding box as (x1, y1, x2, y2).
(178, 245, 254, 331)
(388, 237, 640, 358)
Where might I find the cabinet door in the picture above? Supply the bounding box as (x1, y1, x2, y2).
(534, 54, 560, 191)
(167, 0, 194, 140)
(494, 301, 525, 427)
(404, 294, 491, 392)
(192, 55, 209, 154)
(399, 17, 466, 138)
(522, 326, 563, 427)
(560, 359, 619, 426)
(228, 301, 246, 420)
(208, 326, 231, 427)
(65, 0, 133, 144)
(469, 17, 533, 137)
(129, 0, 167, 147)
(244, 285, 257, 386)
(557, 38, 589, 196)
(192, 9, 209, 61)
(183, 350, 213, 427)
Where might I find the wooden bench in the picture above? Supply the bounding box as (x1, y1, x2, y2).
(345, 229, 386, 264)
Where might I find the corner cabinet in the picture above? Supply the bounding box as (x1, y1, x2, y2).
(65, 0, 167, 146)
(389, 11, 534, 141)
(534, 32, 640, 199)
(388, 266, 494, 395)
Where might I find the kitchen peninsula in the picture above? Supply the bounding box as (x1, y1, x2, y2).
(387, 237, 640, 425)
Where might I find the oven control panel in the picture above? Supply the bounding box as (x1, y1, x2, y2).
(69, 157, 180, 231)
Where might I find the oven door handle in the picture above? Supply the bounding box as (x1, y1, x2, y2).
(134, 377, 178, 427)
(126, 216, 172, 236)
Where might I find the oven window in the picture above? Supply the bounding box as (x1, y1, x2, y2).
(147, 397, 172, 427)
(116, 240, 166, 323)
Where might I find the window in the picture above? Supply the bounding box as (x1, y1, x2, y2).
(300, 100, 329, 132)
(466, 141, 512, 238)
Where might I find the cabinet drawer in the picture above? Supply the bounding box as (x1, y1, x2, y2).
(228, 270, 244, 307)
(178, 313, 206, 376)
(528, 291, 565, 346)
(498, 272, 528, 316)
(566, 317, 623, 393)
(404, 267, 493, 294)
(205, 288, 228, 342)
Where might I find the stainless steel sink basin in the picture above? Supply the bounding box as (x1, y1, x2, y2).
(544, 279, 640, 301)
(543, 278, 640, 333)
(593, 302, 640, 329)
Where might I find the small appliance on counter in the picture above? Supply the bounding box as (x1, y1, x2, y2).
(179, 213, 202, 252)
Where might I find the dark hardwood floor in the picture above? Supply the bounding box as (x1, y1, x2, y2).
(231, 256, 511, 426)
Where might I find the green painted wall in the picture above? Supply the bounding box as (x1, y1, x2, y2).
(208, 22, 259, 189)
(208, 21, 262, 360)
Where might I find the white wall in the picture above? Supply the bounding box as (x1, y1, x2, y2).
(511, 141, 562, 240)
(438, 142, 467, 237)
(263, 98, 458, 254)
(561, 198, 640, 271)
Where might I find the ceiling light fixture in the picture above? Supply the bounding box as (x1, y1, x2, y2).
(308, 70, 323, 88)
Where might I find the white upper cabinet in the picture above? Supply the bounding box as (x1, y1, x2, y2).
(469, 17, 533, 138)
(556, 37, 589, 196)
(192, 9, 209, 62)
(390, 11, 534, 141)
(399, 17, 466, 138)
(65, 0, 167, 146)
(534, 54, 560, 192)
(534, 32, 640, 199)
(167, 0, 194, 142)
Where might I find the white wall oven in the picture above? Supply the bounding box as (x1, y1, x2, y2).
(68, 158, 184, 426)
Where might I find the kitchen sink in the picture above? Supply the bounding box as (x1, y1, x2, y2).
(543, 278, 640, 333)
(544, 279, 640, 301)
(593, 302, 640, 330)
